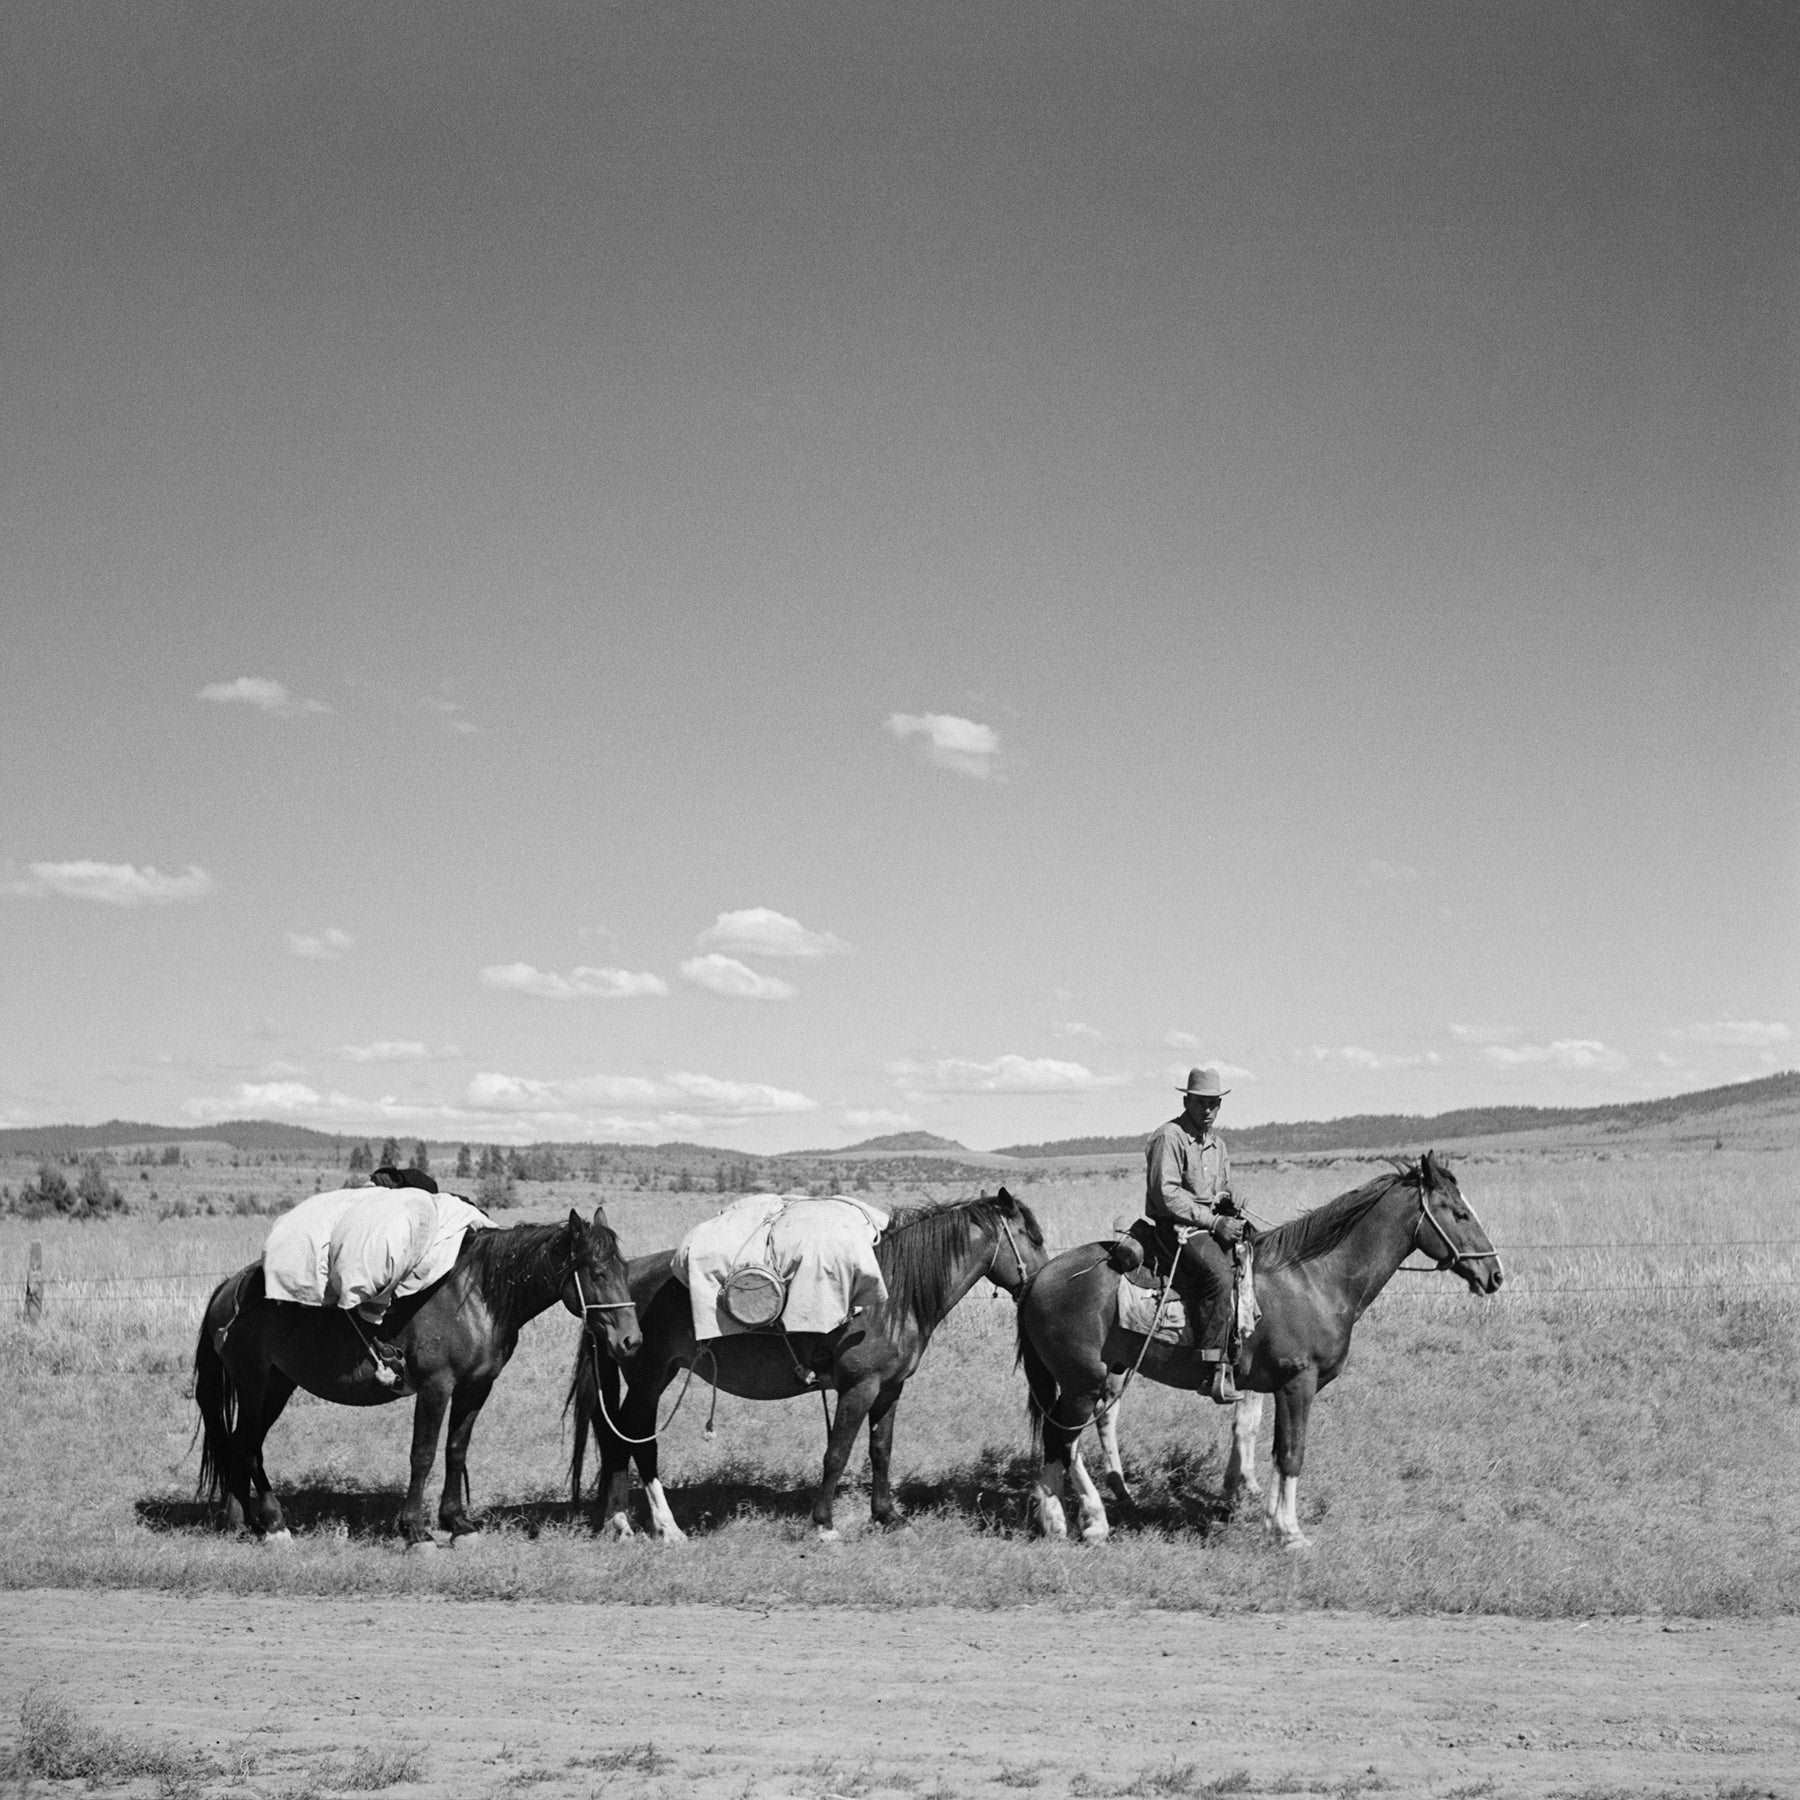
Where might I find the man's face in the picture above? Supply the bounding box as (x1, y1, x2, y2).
(1184, 1094, 1221, 1133)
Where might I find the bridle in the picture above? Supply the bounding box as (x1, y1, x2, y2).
(986, 1211, 1033, 1296)
(571, 1257, 637, 1334)
(1408, 1173, 1502, 1283)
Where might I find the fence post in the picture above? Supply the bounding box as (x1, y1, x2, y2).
(24, 1240, 44, 1323)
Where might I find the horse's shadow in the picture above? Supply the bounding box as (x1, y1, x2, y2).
(140, 1448, 1241, 1542)
(137, 1487, 571, 1541)
(587, 1446, 1241, 1540)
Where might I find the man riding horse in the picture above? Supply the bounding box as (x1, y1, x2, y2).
(1143, 1066, 1245, 1403)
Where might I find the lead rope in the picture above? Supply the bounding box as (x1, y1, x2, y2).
(584, 1325, 713, 1447)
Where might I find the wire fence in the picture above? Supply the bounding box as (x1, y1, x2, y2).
(12, 1239, 1800, 1319)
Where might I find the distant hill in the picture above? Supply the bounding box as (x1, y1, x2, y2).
(4, 1071, 1794, 1166)
(827, 1131, 973, 1157)
(991, 1070, 1800, 1159)
(0, 1118, 350, 1157)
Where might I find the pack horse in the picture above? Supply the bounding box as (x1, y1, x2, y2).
(194, 1202, 640, 1547)
(568, 1187, 1047, 1540)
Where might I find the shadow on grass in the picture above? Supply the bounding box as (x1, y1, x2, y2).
(138, 1443, 1243, 1542)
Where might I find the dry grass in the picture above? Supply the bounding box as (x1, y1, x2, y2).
(1, 1138, 1796, 1615)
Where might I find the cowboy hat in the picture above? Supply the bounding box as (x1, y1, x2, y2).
(1177, 1067, 1229, 1099)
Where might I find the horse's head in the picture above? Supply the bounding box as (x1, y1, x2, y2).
(563, 1206, 643, 1360)
(1410, 1153, 1503, 1295)
(983, 1187, 1050, 1295)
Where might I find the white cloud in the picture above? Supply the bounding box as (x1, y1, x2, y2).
(696, 907, 849, 959)
(1303, 1044, 1441, 1072)
(1162, 1059, 1256, 1088)
(1484, 1039, 1629, 1072)
(842, 1108, 920, 1135)
(287, 927, 354, 960)
(199, 676, 330, 716)
(1053, 1020, 1104, 1043)
(1671, 1019, 1791, 1050)
(338, 1040, 433, 1064)
(679, 955, 797, 1001)
(1449, 1022, 1520, 1046)
(1358, 858, 1420, 886)
(885, 711, 1004, 780)
(1164, 1029, 1202, 1051)
(421, 695, 479, 735)
(466, 1067, 816, 1133)
(190, 1080, 327, 1117)
(889, 1054, 1122, 1095)
(468, 1071, 666, 1110)
(478, 962, 668, 999)
(23, 861, 215, 907)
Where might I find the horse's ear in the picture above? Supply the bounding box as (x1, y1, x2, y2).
(567, 1207, 584, 1237)
(996, 1186, 1015, 1207)
(1419, 1151, 1438, 1188)
(590, 1203, 610, 1231)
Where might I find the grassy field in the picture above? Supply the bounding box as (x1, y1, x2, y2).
(2, 1135, 1796, 1616)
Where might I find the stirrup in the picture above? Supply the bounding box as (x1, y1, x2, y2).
(1205, 1360, 1237, 1405)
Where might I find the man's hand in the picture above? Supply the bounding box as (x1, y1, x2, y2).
(1211, 1213, 1247, 1246)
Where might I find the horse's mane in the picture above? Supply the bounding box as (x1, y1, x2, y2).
(460, 1214, 615, 1322)
(877, 1191, 1045, 1331)
(1251, 1163, 1419, 1274)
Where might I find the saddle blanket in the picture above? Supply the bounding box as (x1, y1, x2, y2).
(1115, 1246, 1261, 1345)
(262, 1186, 494, 1320)
(1117, 1276, 1190, 1343)
(676, 1193, 889, 1341)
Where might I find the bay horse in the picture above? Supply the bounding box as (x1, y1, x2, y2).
(567, 1188, 1047, 1540)
(194, 1207, 640, 1548)
(1015, 1152, 1501, 1550)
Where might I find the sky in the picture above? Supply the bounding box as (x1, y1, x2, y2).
(3, 1, 1796, 1155)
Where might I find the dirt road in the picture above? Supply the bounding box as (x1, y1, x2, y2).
(3, 1591, 1794, 1799)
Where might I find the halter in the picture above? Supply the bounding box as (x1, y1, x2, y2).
(571, 1258, 636, 1329)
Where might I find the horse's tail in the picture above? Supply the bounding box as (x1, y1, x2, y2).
(1013, 1299, 1058, 1460)
(192, 1269, 246, 1505)
(564, 1329, 598, 1511)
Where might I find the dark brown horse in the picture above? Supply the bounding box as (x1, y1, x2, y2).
(195, 1207, 640, 1548)
(567, 1188, 1047, 1540)
(1015, 1153, 1501, 1549)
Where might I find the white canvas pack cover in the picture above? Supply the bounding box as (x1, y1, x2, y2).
(676, 1193, 889, 1341)
(262, 1186, 495, 1321)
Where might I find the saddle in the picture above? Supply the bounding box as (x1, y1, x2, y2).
(1106, 1217, 1261, 1345)
(1108, 1217, 1176, 1289)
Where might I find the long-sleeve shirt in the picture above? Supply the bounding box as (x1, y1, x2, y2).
(1144, 1118, 1231, 1227)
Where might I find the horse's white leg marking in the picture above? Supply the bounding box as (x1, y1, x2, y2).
(601, 1509, 634, 1542)
(1067, 1445, 1111, 1543)
(450, 1529, 485, 1549)
(642, 1478, 686, 1543)
(1031, 1460, 1070, 1541)
(261, 1528, 294, 1550)
(1224, 1392, 1265, 1504)
(1264, 1474, 1310, 1551)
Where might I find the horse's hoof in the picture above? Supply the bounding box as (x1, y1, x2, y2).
(260, 1529, 294, 1550)
(450, 1531, 484, 1551)
(406, 1537, 441, 1555)
(1279, 1534, 1314, 1556)
(812, 1526, 841, 1544)
(601, 1515, 634, 1543)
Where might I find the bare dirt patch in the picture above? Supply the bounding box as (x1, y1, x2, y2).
(3, 1591, 1795, 1800)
